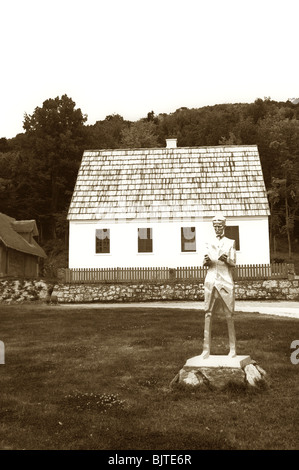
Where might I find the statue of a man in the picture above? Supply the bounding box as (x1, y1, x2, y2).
(201, 214, 237, 359)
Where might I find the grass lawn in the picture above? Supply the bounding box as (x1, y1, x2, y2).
(0, 304, 298, 450)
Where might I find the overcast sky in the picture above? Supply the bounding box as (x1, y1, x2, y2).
(1, 0, 298, 138)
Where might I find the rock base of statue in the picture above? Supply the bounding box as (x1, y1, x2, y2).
(170, 355, 268, 390)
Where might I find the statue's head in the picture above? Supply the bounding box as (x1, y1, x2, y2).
(212, 214, 226, 237)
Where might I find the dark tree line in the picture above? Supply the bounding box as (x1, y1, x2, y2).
(0, 95, 298, 261)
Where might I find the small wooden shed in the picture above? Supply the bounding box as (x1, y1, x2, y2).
(0, 213, 47, 278)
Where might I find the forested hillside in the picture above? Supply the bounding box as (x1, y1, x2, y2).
(0, 95, 298, 272)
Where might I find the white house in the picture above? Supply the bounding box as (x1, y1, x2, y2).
(67, 140, 270, 269)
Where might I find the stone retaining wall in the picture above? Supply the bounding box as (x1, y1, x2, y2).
(51, 279, 299, 303)
(0, 279, 52, 303)
(1, 278, 298, 304)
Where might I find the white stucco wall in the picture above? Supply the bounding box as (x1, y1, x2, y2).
(68, 216, 270, 268)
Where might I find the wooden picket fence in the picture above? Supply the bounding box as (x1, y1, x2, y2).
(64, 266, 170, 283)
(176, 263, 290, 281)
(63, 263, 291, 284)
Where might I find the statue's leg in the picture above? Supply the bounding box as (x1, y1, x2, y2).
(201, 312, 212, 359)
(226, 315, 237, 357)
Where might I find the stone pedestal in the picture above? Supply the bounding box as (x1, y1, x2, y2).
(171, 355, 267, 390)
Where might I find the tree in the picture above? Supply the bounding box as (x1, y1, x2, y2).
(86, 114, 127, 149)
(219, 132, 242, 145)
(247, 97, 273, 124)
(2, 96, 299, 262)
(22, 95, 87, 239)
(0, 151, 20, 215)
(121, 120, 159, 148)
(0, 138, 11, 152)
(262, 117, 299, 258)
(268, 175, 299, 259)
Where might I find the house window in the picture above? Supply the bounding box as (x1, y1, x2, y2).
(138, 228, 153, 253)
(96, 229, 110, 253)
(225, 226, 240, 251)
(181, 227, 196, 252)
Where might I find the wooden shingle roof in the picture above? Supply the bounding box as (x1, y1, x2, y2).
(67, 144, 270, 221)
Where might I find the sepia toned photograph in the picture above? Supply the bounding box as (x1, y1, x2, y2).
(0, 0, 298, 459)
